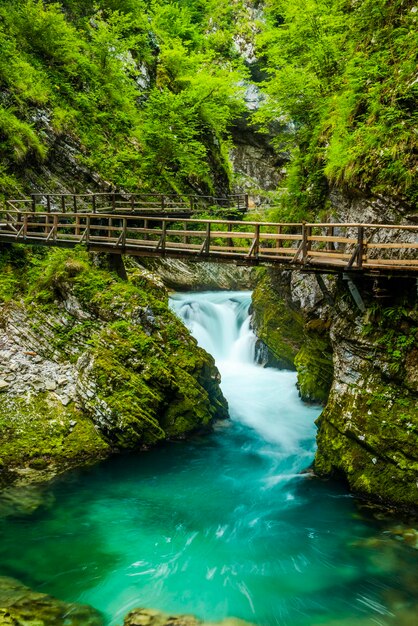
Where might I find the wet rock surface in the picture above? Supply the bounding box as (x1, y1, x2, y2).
(0, 577, 104, 625)
(139, 259, 256, 292)
(123, 608, 253, 626)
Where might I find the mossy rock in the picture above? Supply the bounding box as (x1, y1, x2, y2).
(295, 318, 333, 404)
(251, 270, 303, 369)
(0, 247, 228, 481)
(0, 576, 103, 625)
(315, 374, 418, 510)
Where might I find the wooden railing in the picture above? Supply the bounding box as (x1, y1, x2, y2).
(0, 210, 417, 273)
(5, 193, 249, 216)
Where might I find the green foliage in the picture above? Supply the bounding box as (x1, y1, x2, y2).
(257, 0, 418, 216)
(0, 0, 249, 195)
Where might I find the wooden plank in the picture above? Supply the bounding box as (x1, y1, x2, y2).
(307, 251, 352, 259)
(366, 242, 418, 249)
(364, 259, 418, 266)
(307, 235, 357, 244)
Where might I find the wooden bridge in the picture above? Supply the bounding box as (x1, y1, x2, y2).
(0, 194, 417, 275)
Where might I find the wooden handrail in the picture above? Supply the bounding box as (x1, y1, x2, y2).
(0, 209, 416, 274)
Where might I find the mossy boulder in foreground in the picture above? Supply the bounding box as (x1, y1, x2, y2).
(0, 576, 103, 625)
(0, 247, 228, 485)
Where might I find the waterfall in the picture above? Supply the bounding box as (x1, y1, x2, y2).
(170, 291, 316, 460)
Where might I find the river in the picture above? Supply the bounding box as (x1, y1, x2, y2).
(0, 291, 416, 625)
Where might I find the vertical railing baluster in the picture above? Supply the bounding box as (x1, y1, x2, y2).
(86, 215, 90, 245)
(327, 226, 334, 251)
(122, 217, 127, 247)
(254, 224, 260, 258)
(92, 194, 96, 214)
(357, 226, 364, 268)
(276, 225, 282, 252)
(161, 220, 166, 253)
(205, 222, 211, 255)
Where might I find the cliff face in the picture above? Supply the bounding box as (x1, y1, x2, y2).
(251, 239, 418, 511)
(0, 246, 228, 487)
(315, 276, 418, 511)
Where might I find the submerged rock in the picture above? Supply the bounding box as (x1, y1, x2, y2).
(0, 484, 54, 518)
(0, 577, 103, 625)
(123, 608, 254, 626)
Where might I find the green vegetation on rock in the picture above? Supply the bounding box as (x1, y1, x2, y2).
(315, 288, 418, 510)
(0, 0, 251, 197)
(0, 245, 228, 483)
(256, 0, 418, 218)
(251, 269, 333, 404)
(251, 270, 303, 370)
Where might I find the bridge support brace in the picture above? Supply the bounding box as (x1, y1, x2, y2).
(315, 274, 335, 306)
(343, 273, 366, 313)
(95, 252, 127, 280)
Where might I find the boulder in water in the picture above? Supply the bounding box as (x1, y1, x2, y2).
(123, 608, 254, 626)
(0, 576, 104, 625)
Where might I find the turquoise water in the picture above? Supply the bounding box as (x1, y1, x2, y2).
(0, 291, 417, 625)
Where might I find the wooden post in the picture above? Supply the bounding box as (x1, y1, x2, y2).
(108, 216, 112, 240)
(92, 194, 96, 214)
(31, 195, 36, 213)
(357, 226, 364, 268)
(161, 220, 166, 253)
(53, 213, 58, 242)
(46, 195, 51, 213)
(143, 219, 148, 241)
(254, 224, 260, 258)
(227, 222, 233, 248)
(301, 223, 308, 264)
(327, 226, 334, 251)
(73, 195, 77, 213)
(190, 196, 194, 213)
(183, 221, 188, 244)
(276, 225, 282, 251)
(161, 195, 165, 211)
(122, 217, 127, 247)
(130, 195, 135, 212)
(23, 214, 28, 239)
(61, 195, 66, 213)
(75, 215, 81, 237)
(85, 215, 90, 245)
(112, 193, 116, 212)
(204, 222, 211, 255)
(244, 193, 249, 212)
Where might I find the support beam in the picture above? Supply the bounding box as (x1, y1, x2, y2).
(343, 273, 366, 313)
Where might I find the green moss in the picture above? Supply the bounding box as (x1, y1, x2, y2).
(252, 270, 303, 369)
(0, 393, 110, 470)
(315, 376, 418, 509)
(295, 319, 333, 404)
(0, 246, 228, 478)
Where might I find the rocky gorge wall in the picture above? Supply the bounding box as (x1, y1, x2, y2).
(250, 191, 418, 512)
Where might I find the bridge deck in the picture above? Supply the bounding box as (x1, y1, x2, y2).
(0, 209, 417, 275)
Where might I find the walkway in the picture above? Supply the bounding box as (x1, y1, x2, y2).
(0, 199, 417, 275)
